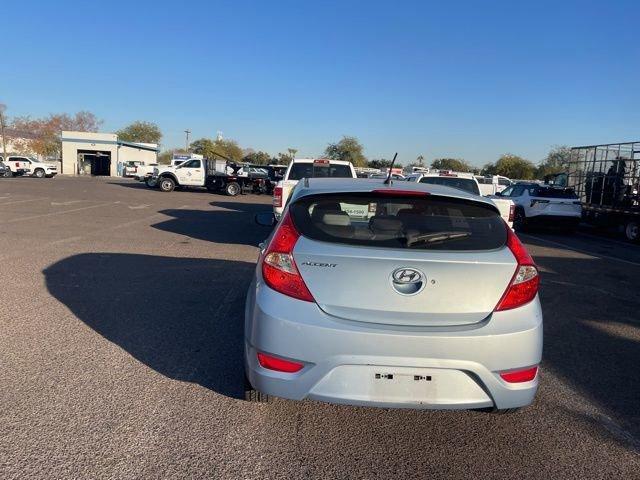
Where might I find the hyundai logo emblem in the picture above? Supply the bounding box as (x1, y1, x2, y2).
(390, 267, 425, 295)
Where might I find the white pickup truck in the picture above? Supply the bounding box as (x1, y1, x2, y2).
(150, 158, 268, 195)
(407, 171, 515, 228)
(132, 163, 159, 181)
(475, 175, 512, 195)
(273, 158, 357, 218)
(3, 155, 58, 178)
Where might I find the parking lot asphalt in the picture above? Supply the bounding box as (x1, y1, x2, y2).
(1, 176, 638, 479)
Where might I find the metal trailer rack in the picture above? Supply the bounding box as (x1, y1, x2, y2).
(566, 141, 640, 241)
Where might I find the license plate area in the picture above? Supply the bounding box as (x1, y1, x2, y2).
(309, 365, 492, 406)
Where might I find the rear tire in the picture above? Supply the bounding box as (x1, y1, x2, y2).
(477, 407, 521, 414)
(225, 182, 241, 196)
(624, 220, 639, 243)
(3, 170, 12, 178)
(145, 178, 157, 188)
(159, 177, 175, 192)
(513, 208, 527, 232)
(244, 375, 270, 403)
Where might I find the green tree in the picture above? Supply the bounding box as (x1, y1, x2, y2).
(431, 158, 472, 172)
(324, 136, 367, 167)
(368, 158, 392, 169)
(277, 151, 294, 164)
(243, 150, 272, 165)
(158, 149, 187, 165)
(492, 154, 536, 179)
(481, 162, 497, 175)
(116, 121, 162, 144)
(535, 145, 571, 179)
(190, 137, 243, 161)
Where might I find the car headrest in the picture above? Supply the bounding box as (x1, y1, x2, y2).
(323, 212, 351, 226)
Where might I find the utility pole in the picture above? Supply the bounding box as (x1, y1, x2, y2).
(184, 129, 191, 152)
(0, 104, 8, 163)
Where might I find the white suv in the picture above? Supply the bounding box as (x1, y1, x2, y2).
(495, 183, 582, 232)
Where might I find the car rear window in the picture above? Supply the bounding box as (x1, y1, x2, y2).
(531, 187, 578, 199)
(290, 193, 506, 251)
(419, 176, 480, 195)
(288, 163, 352, 180)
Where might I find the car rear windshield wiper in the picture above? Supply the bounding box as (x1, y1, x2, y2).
(405, 231, 471, 247)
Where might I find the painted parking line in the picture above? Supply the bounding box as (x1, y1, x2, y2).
(2, 202, 115, 224)
(575, 231, 640, 248)
(0, 197, 49, 206)
(521, 233, 640, 268)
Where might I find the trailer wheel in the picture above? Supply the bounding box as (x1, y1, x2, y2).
(624, 220, 639, 243)
(159, 177, 176, 192)
(225, 182, 240, 196)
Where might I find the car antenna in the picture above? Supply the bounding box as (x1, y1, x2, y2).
(384, 153, 398, 185)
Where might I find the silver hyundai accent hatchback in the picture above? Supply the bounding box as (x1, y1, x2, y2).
(245, 178, 542, 412)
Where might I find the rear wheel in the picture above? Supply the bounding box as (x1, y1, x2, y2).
(145, 177, 157, 188)
(624, 220, 639, 243)
(225, 182, 241, 196)
(3, 169, 12, 178)
(476, 407, 521, 414)
(159, 177, 175, 192)
(244, 375, 270, 403)
(34, 168, 45, 178)
(513, 208, 527, 232)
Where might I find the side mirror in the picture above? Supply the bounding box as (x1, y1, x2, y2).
(255, 212, 276, 227)
(494, 191, 502, 196)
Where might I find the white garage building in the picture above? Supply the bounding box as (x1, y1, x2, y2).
(61, 131, 158, 176)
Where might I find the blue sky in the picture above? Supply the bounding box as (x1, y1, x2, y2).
(2, 0, 638, 166)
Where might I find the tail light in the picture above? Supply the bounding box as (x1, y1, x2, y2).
(530, 199, 549, 207)
(273, 186, 283, 207)
(495, 226, 539, 311)
(508, 204, 515, 223)
(261, 212, 314, 302)
(258, 352, 304, 373)
(500, 366, 538, 383)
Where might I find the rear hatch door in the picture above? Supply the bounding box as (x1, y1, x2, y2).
(290, 191, 516, 327)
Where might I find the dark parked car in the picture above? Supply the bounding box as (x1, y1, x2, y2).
(0, 161, 13, 178)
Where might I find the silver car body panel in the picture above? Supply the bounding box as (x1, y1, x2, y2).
(245, 178, 543, 409)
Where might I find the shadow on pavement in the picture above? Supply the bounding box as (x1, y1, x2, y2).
(525, 235, 640, 448)
(43, 253, 254, 398)
(152, 201, 273, 247)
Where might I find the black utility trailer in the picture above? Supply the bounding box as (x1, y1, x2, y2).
(204, 160, 268, 196)
(564, 141, 640, 241)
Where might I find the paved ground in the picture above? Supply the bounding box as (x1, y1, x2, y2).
(1, 176, 638, 479)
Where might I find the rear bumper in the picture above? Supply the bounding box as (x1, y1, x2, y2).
(527, 214, 581, 226)
(245, 280, 543, 410)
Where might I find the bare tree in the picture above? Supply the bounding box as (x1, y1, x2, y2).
(0, 104, 7, 162)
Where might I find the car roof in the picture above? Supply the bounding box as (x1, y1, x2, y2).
(291, 177, 497, 207)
